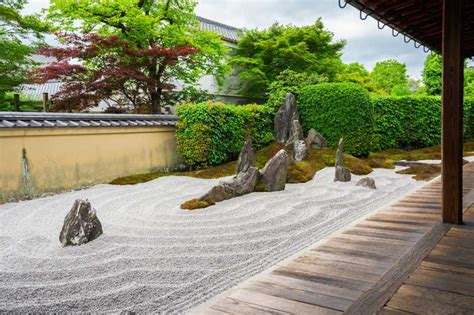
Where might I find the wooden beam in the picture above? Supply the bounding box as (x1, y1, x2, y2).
(442, 0, 464, 224)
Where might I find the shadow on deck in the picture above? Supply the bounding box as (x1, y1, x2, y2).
(194, 162, 474, 314)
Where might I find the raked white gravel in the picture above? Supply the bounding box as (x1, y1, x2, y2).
(0, 167, 423, 313)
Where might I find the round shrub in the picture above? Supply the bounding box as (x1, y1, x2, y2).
(298, 82, 374, 156)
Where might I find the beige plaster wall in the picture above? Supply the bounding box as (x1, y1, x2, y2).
(0, 126, 178, 199)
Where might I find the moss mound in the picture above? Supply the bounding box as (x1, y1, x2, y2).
(366, 141, 474, 171)
(111, 143, 373, 186)
(180, 199, 215, 210)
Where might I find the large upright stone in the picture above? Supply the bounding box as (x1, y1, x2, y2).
(274, 93, 299, 143)
(236, 139, 256, 174)
(259, 149, 288, 191)
(305, 129, 328, 148)
(334, 138, 351, 182)
(59, 199, 103, 247)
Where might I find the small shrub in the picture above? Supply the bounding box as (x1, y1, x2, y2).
(298, 83, 374, 156)
(176, 102, 273, 168)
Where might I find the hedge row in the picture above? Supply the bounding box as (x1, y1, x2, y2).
(298, 83, 474, 155)
(176, 102, 274, 168)
(298, 83, 374, 156)
(177, 86, 474, 167)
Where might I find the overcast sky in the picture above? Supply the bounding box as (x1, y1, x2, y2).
(25, 0, 428, 78)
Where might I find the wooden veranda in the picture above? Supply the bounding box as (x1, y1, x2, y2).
(347, 0, 474, 225)
(196, 163, 474, 314)
(195, 0, 474, 313)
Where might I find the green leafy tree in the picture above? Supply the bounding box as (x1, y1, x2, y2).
(47, 0, 229, 114)
(370, 59, 408, 94)
(0, 0, 48, 99)
(336, 62, 385, 94)
(421, 52, 473, 96)
(422, 52, 442, 95)
(230, 19, 345, 98)
(266, 69, 327, 111)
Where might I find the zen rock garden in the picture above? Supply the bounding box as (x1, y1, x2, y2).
(181, 93, 376, 210)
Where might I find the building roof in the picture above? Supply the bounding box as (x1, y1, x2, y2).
(20, 81, 63, 101)
(0, 112, 177, 128)
(197, 16, 242, 43)
(346, 0, 474, 57)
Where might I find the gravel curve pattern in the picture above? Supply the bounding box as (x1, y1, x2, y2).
(0, 167, 423, 313)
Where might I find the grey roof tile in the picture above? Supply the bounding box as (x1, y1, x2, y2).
(197, 16, 242, 43)
(0, 112, 178, 129)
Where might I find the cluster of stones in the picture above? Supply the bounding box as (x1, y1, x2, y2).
(59, 199, 103, 246)
(275, 93, 328, 162)
(191, 139, 289, 207)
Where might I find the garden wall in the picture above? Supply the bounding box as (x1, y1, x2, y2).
(0, 112, 180, 200)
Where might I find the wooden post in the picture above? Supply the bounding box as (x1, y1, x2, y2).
(442, 0, 464, 224)
(43, 93, 49, 112)
(13, 93, 20, 111)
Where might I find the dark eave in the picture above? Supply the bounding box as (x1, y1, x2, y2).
(346, 0, 474, 57)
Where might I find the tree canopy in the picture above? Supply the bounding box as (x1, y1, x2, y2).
(370, 59, 408, 94)
(45, 0, 229, 113)
(0, 0, 48, 95)
(335, 62, 385, 94)
(230, 19, 345, 98)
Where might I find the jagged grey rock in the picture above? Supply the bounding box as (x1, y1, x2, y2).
(334, 138, 351, 182)
(357, 177, 377, 189)
(274, 93, 299, 143)
(285, 119, 306, 161)
(305, 129, 328, 148)
(200, 167, 259, 203)
(59, 199, 103, 247)
(236, 139, 256, 174)
(259, 149, 288, 191)
(294, 140, 307, 162)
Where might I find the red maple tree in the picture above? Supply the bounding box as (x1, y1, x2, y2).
(31, 33, 200, 113)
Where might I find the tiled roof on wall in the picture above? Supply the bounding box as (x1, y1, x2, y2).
(197, 16, 242, 42)
(0, 112, 178, 128)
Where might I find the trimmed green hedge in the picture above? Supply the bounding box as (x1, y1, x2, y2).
(298, 83, 374, 156)
(298, 83, 474, 154)
(176, 102, 274, 168)
(372, 96, 441, 151)
(466, 97, 474, 140)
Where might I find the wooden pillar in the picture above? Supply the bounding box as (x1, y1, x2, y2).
(13, 93, 20, 111)
(442, 0, 464, 224)
(43, 93, 49, 112)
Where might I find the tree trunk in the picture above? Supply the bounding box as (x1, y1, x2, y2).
(151, 92, 161, 114)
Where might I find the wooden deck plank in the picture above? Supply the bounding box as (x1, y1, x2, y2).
(273, 267, 373, 292)
(255, 273, 363, 301)
(244, 280, 353, 311)
(227, 290, 342, 315)
(386, 289, 474, 314)
(280, 260, 380, 283)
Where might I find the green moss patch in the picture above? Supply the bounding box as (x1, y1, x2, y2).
(396, 159, 470, 181)
(180, 199, 215, 210)
(366, 141, 474, 170)
(111, 143, 374, 186)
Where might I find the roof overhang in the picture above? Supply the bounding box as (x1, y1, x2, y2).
(345, 0, 474, 58)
